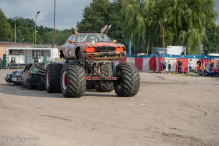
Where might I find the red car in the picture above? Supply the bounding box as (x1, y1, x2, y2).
(59, 26, 126, 60)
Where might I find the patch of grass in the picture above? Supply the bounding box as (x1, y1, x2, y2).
(186, 72, 193, 76)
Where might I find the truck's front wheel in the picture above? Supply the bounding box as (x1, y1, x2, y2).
(61, 64, 86, 98)
(114, 63, 140, 97)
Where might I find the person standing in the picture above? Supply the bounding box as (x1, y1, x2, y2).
(211, 61, 215, 68)
(214, 66, 217, 77)
(189, 59, 193, 72)
(197, 59, 201, 67)
(161, 59, 166, 74)
(177, 59, 183, 74)
(209, 66, 214, 77)
(168, 60, 171, 73)
(206, 61, 211, 71)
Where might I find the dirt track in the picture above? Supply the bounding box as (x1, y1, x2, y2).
(0, 69, 219, 146)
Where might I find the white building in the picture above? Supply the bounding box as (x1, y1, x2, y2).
(5, 45, 59, 69)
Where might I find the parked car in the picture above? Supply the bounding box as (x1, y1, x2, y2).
(22, 62, 46, 90)
(4, 64, 27, 84)
(11, 70, 23, 85)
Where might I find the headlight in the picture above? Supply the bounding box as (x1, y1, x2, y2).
(7, 75, 10, 78)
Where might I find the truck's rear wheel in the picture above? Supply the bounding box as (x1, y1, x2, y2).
(114, 63, 140, 97)
(61, 64, 86, 98)
(94, 63, 113, 92)
(27, 80, 33, 90)
(37, 82, 46, 91)
(86, 82, 95, 89)
(45, 64, 63, 93)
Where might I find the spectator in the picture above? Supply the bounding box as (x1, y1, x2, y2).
(177, 59, 183, 74)
(204, 67, 209, 76)
(214, 67, 217, 77)
(161, 59, 166, 74)
(168, 61, 171, 74)
(197, 65, 200, 73)
(209, 66, 214, 77)
(197, 59, 201, 67)
(217, 61, 219, 75)
(217, 60, 219, 68)
(206, 61, 211, 71)
(200, 65, 205, 76)
(210, 60, 214, 68)
(189, 59, 193, 72)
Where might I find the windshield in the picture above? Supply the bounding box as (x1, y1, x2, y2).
(77, 34, 112, 43)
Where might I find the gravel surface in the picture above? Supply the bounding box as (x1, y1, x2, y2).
(0, 69, 219, 146)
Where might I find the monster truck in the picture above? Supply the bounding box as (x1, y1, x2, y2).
(45, 25, 140, 97)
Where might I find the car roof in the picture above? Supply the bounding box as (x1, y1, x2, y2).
(73, 31, 101, 34)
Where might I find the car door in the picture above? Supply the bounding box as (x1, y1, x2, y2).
(68, 35, 76, 58)
(60, 35, 72, 55)
(60, 35, 76, 58)
(22, 64, 33, 82)
(22, 65, 28, 81)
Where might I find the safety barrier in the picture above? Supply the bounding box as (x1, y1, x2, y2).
(118, 54, 219, 72)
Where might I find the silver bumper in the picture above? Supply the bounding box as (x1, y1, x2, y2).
(12, 78, 18, 82)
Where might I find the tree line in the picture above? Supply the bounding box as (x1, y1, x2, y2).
(0, 0, 219, 55)
(0, 9, 73, 46)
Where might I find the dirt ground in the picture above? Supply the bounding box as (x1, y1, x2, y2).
(0, 69, 219, 146)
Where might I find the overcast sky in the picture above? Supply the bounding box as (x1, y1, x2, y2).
(1, 0, 219, 30)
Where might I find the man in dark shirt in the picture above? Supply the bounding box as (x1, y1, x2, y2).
(177, 59, 183, 74)
(197, 59, 201, 67)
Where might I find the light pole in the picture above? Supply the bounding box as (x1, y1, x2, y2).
(35, 11, 40, 44)
(53, 0, 56, 47)
(33, 31, 38, 44)
(14, 19, 16, 43)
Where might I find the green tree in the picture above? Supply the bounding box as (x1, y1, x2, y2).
(204, 25, 219, 53)
(172, 0, 217, 54)
(121, 0, 218, 55)
(16, 29, 24, 42)
(6, 14, 74, 45)
(0, 9, 12, 41)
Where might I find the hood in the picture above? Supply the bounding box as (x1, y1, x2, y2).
(84, 42, 125, 48)
(17, 71, 23, 76)
(95, 42, 116, 47)
(7, 72, 13, 75)
(12, 70, 23, 76)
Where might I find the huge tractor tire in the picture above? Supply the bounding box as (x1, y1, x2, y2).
(45, 63, 63, 93)
(94, 63, 114, 92)
(114, 63, 140, 97)
(60, 64, 86, 98)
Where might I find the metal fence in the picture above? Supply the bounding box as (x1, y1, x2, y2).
(7, 44, 53, 48)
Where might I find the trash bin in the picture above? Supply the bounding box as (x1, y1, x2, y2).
(0, 59, 2, 69)
(2, 54, 7, 69)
